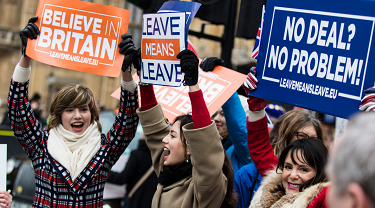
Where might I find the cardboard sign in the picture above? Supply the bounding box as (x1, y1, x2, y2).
(26, 0, 131, 77)
(111, 66, 247, 122)
(0, 144, 6, 190)
(140, 12, 186, 87)
(253, 0, 375, 118)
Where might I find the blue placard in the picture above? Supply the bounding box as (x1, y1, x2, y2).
(158, 0, 201, 49)
(253, 0, 375, 118)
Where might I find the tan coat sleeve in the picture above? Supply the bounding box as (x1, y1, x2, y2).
(136, 104, 170, 177)
(183, 122, 227, 207)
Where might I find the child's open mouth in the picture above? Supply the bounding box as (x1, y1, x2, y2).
(71, 122, 84, 131)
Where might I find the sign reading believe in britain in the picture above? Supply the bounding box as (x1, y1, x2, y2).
(27, 0, 131, 77)
(253, 0, 375, 118)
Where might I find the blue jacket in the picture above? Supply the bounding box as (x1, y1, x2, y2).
(222, 92, 252, 175)
(234, 163, 263, 208)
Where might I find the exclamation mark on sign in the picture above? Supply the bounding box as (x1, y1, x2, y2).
(356, 60, 363, 85)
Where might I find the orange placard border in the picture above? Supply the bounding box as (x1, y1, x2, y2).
(35, 3, 123, 67)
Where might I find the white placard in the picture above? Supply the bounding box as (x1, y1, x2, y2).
(141, 12, 186, 87)
(335, 117, 348, 139)
(0, 144, 6, 191)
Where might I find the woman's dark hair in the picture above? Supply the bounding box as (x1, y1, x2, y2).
(174, 115, 237, 208)
(174, 115, 193, 155)
(277, 138, 328, 192)
(220, 152, 237, 208)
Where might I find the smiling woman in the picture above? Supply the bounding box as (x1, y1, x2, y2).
(250, 138, 329, 208)
(61, 105, 91, 134)
(48, 85, 99, 135)
(235, 69, 329, 208)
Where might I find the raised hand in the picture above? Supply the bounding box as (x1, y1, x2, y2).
(242, 67, 267, 111)
(177, 49, 199, 86)
(20, 16, 40, 56)
(118, 34, 137, 72)
(360, 86, 375, 111)
(242, 67, 259, 95)
(200, 57, 224, 72)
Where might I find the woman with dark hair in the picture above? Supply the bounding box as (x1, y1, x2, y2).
(135, 49, 237, 208)
(234, 68, 325, 208)
(7, 17, 139, 207)
(250, 138, 329, 207)
(234, 109, 324, 208)
(242, 69, 324, 177)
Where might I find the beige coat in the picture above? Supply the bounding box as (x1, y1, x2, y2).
(137, 104, 227, 208)
(250, 170, 330, 208)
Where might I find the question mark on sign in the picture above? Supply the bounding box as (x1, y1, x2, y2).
(346, 24, 356, 50)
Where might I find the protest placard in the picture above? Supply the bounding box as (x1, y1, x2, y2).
(0, 144, 6, 190)
(26, 0, 131, 77)
(158, 0, 201, 39)
(111, 66, 246, 122)
(140, 12, 186, 87)
(253, 0, 375, 118)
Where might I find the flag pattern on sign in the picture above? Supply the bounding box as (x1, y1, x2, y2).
(251, 5, 266, 59)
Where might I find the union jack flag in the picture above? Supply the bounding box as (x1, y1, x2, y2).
(251, 5, 266, 59)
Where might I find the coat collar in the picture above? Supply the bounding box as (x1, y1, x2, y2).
(162, 176, 192, 191)
(152, 176, 192, 208)
(250, 170, 330, 208)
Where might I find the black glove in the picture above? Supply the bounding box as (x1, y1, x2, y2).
(133, 47, 142, 76)
(118, 34, 137, 72)
(200, 57, 224, 72)
(177, 49, 199, 86)
(20, 16, 40, 56)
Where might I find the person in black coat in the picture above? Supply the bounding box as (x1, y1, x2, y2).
(107, 136, 158, 208)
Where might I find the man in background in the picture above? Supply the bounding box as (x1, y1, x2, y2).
(326, 112, 375, 208)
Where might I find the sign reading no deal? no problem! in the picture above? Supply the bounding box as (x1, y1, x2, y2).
(253, 0, 375, 118)
(26, 0, 131, 77)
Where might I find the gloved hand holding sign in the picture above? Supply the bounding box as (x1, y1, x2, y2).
(118, 34, 137, 72)
(177, 49, 199, 86)
(242, 67, 267, 111)
(359, 86, 375, 111)
(200, 57, 224, 72)
(20, 16, 40, 56)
